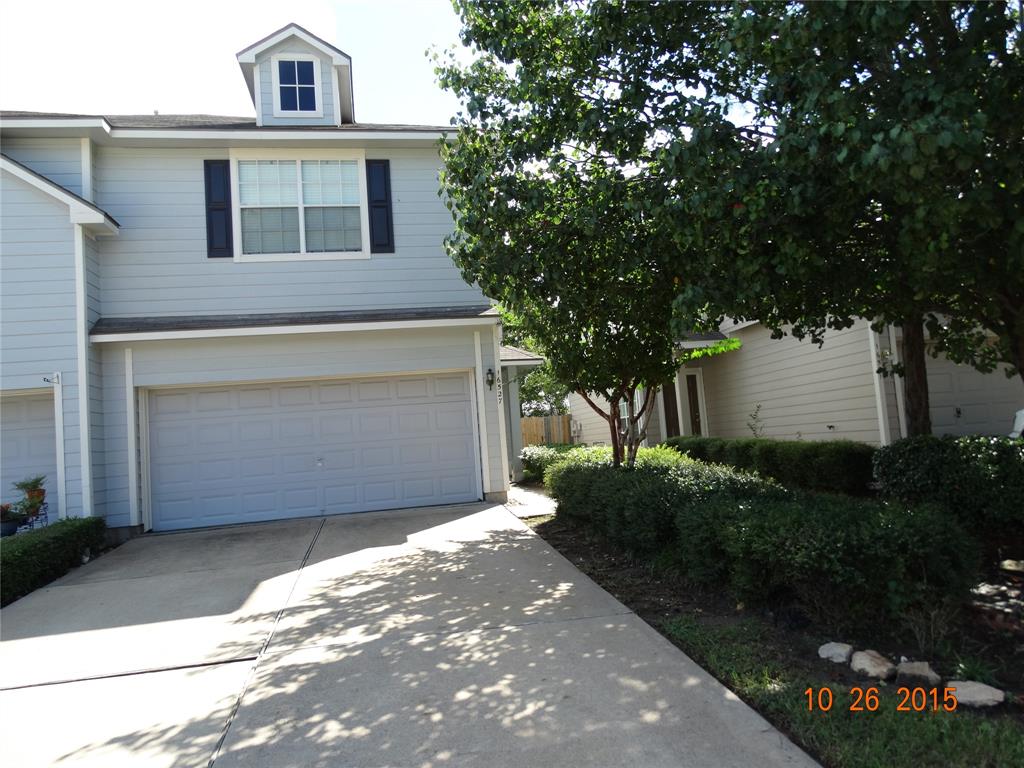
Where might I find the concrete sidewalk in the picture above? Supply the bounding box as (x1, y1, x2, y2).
(0, 504, 817, 768)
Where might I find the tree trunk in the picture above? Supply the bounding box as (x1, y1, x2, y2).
(901, 315, 932, 437)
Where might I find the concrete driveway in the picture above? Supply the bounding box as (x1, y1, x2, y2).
(0, 504, 817, 768)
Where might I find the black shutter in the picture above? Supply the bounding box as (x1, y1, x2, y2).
(204, 160, 233, 258)
(365, 159, 394, 253)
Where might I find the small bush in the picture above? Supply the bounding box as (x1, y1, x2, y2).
(1, 517, 106, 606)
(519, 443, 575, 480)
(874, 435, 1024, 537)
(665, 436, 876, 495)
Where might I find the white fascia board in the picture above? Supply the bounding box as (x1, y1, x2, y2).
(237, 27, 351, 66)
(91, 316, 499, 343)
(721, 319, 759, 334)
(0, 118, 112, 132)
(2, 158, 119, 232)
(108, 129, 449, 142)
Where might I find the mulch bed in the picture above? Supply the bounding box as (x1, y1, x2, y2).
(526, 513, 1024, 702)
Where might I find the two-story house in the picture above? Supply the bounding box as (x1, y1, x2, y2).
(0, 23, 529, 533)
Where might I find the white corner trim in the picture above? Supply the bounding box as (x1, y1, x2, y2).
(474, 331, 492, 494)
(693, 369, 710, 436)
(139, 391, 153, 531)
(52, 372, 67, 520)
(887, 325, 908, 439)
(125, 348, 140, 526)
(253, 64, 264, 127)
(867, 325, 892, 446)
(270, 53, 324, 119)
(74, 226, 93, 516)
(673, 370, 685, 436)
(80, 138, 93, 202)
(331, 67, 342, 127)
(491, 326, 511, 488)
(90, 315, 499, 343)
(655, 382, 667, 442)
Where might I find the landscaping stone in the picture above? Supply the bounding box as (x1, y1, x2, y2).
(850, 650, 896, 680)
(948, 680, 1005, 708)
(817, 642, 853, 664)
(896, 661, 941, 688)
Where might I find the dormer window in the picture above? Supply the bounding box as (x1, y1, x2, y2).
(271, 54, 322, 118)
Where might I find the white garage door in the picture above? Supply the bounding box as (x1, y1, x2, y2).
(148, 373, 480, 531)
(928, 353, 1023, 436)
(0, 392, 59, 517)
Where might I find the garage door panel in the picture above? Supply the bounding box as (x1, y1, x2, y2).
(318, 383, 353, 404)
(1, 393, 60, 518)
(149, 374, 479, 531)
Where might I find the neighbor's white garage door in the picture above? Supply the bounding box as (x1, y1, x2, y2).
(148, 373, 479, 531)
(927, 353, 1023, 437)
(0, 392, 59, 517)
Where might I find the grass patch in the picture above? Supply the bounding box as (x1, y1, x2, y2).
(662, 615, 1024, 768)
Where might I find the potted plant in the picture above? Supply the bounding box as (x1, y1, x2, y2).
(12, 475, 46, 518)
(0, 503, 26, 537)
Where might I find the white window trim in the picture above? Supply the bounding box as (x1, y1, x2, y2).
(271, 53, 324, 119)
(229, 148, 372, 262)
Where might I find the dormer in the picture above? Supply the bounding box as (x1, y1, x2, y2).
(236, 23, 354, 127)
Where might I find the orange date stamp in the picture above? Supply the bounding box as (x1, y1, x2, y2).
(805, 686, 958, 713)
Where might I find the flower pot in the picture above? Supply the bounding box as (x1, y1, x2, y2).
(1, 520, 20, 537)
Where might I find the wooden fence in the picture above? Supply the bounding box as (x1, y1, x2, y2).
(520, 414, 573, 446)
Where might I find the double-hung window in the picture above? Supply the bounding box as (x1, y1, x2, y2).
(232, 151, 369, 261)
(272, 55, 321, 117)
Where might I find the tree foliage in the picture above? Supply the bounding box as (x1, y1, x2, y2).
(499, 309, 570, 416)
(439, 0, 1023, 439)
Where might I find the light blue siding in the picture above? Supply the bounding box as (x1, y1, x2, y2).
(257, 38, 336, 127)
(2, 137, 82, 195)
(0, 171, 86, 516)
(93, 146, 488, 317)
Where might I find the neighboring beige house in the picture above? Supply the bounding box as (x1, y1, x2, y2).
(568, 319, 1023, 447)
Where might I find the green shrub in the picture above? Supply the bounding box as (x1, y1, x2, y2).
(548, 451, 779, 562)
(519, 443, 575, 480)
(723, 494, 978, 637)
(874, 435, 1024, 537)
(1, 518, 106, 606)
(665, 436, 876, 495)
(549, 455, 982, 645)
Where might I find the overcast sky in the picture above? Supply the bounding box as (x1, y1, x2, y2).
(0, 0, 468, 125)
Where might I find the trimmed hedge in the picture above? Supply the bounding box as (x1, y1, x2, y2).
(664, 435, 876, 495)
(547, 459, 980, 639)
(1, 518, 106, 606)
(874, 435, 1024, 537)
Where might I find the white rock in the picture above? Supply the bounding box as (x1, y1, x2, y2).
(948, 680, 1005, 708)
(818, 642, 854, 664)
(896, 661, 941, 688)
(850, 650, 896, 680)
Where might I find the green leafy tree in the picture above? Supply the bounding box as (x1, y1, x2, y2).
(437, 126, 684, 465)
(499, 309, 570, 416)
(440, 0, 1023, 438)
